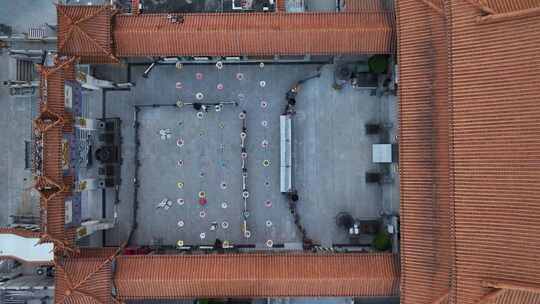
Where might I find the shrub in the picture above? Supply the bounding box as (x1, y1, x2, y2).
(372, 231, 392, 251)
(368, 55, 389, 74)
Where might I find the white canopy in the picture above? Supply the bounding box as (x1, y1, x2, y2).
(0, 234, 53, 263)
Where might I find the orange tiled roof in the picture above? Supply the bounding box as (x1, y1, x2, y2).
(54, 248, 121, 304)
(492, 289, 540, 304)
(397, 0, 540, 303)
(396, 0, 453, 303)
(113, 11, 395, 57)
(449, 1, 540, 303)
(484, 0, 540, 13)
(114, 253, 400, 299)
(56, 4, 394, 58)
(57, 5, 117, 62)
(34, 57, 78, 251)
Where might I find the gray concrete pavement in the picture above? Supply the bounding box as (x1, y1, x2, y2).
(0, 50, 38, 226)
(102, 62, 399, 248)
(0, 0, 57, 34)
(0, 0, 59, 227)
(294, 64, 391, 246)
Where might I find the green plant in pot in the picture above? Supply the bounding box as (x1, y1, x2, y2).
(372, 231, 392, 251)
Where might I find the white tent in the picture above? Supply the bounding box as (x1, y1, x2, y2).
(0, 234, 53, 263)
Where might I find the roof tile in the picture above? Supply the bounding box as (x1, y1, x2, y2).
(115, 253, 400, 299)
(114, 12, 395, 57)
